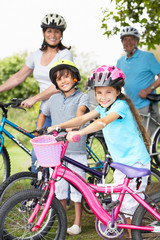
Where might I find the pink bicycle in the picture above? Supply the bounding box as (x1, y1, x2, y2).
(0, 130, 160, 240)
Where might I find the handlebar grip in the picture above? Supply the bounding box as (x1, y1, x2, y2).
(72, 134, 81, 142)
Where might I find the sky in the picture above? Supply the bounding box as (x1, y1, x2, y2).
(0, 0, 123, 70)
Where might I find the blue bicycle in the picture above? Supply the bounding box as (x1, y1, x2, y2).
(0, 98, 35, 185)
(0, 98, 108, 205)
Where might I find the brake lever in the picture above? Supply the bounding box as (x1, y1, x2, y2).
(11, 105, 26, 111)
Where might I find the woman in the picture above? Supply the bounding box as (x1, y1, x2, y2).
(0, 13, 73, 171)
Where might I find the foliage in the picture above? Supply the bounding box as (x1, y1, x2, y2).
(101, 0, 160, 49)
(150, 45, 160, 62)
(0, 52, 39, 101)
(71, 47, 98, 91)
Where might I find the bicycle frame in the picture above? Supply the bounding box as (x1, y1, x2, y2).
(0, 116, 34, 155)
(28, 155, 160, 234)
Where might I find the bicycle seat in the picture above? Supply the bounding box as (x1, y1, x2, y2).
(110, 162, 151, 178)
(147, 94, 160, 102)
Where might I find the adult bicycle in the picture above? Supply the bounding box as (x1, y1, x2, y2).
(143, 93, 160, 167)
(1, 130, 160, 239)
(0, 98, 35, 185)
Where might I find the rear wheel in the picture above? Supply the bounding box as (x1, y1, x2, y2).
(132, 192, 160, 240)
(0, 146, 10, 185)
(0, 189, 67, 240)
(145, 167, 160, 195)
(86, 133, 108, 170)
(0, 171, 37, 205)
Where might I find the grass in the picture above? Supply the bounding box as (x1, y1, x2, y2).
(8, 147, 31, 174)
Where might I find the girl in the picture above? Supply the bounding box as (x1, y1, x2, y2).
(48, 65, 151, 238)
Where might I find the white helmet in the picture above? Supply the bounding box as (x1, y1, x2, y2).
(120, 26, 140, 40)
(41, 13, 67, 32)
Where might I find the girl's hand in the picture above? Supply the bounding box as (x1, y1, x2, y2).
(66, 131, 80, 142)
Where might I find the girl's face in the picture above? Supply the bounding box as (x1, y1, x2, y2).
(56, 70, 75, 92)
(95, 86, 120, 108)
(43, 28, 62, 46)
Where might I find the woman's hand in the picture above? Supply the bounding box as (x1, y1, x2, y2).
(21, 97, 37, 108)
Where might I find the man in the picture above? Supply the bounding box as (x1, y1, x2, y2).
(116, 26, 160, 135)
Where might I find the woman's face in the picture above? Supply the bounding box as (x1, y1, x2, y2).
(43, 28, 62, 47)
(95, 86, 120, 108)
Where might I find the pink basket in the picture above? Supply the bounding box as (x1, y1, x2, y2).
(30, 135, 63, 167)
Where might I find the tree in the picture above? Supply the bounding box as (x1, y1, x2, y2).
(0, 52, 39, 101)
(101, 0, 160, 49)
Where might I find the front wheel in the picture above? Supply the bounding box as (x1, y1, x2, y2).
(0, 146, 10, 185)
(0, 189, 67, 240)
(152, 128, 160, 166)
(131, 192, 160, 240)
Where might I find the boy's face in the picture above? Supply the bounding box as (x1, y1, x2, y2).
(56, 70, 75, 92)
(95, 86, 120, 108)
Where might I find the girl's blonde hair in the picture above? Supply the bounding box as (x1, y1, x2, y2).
(116, 88, 151, 151)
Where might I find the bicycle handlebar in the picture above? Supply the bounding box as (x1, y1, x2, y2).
(147, 94, 160, 102)
(33, 126, 81, 142)
(0, 98, 25, 111)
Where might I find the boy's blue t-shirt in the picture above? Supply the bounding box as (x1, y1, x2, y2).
(96, 99, 150, 166)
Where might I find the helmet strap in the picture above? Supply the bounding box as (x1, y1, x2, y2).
(44, 39, 61, 49)
(124, 46, 137, 57)
(61, 82, 78, 93)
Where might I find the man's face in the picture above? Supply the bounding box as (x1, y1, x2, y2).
(122, 35, 139, 54)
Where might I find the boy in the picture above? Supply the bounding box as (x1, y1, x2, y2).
(37, 60, 89, 235)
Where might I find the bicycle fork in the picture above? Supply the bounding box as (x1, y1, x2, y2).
(27, 167, 58, 232)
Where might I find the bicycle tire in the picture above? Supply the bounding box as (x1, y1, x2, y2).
(0, 171, 37, 205)
(0, 189, 67, 240)
(86, 134, 108, 170)
(152, 128, 160, 166)
(145, 167, 160, 196)
(0, 146, 10, 185)
(131, 192, 160, 240)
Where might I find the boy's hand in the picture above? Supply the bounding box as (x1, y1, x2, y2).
(34, 131, 39, 137)
(47, 126, 55, 133)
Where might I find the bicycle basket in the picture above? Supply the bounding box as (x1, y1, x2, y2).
(30, 135, 63, 167)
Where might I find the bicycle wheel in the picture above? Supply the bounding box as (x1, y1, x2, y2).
(0, 146, 10, 185)
(131, 192, 160, 240)
(86, 134, 108, 170)
(0, 189, 67, 240)
(0, 171, 37, 205)
(145, 167, 160, 195)
(152, 128, 160, 166)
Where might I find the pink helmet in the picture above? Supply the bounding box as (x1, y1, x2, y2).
(88, 65, 125, 87)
